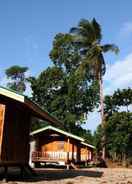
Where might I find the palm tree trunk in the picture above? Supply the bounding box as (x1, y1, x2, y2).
(99, 72, 105, 160)
(99, 74, 104, 122)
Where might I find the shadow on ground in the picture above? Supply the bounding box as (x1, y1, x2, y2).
(0, 168, 103, 182)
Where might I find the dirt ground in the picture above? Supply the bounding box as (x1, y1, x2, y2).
(1, 168, 132, 184)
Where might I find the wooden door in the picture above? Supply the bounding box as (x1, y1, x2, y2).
(0, 104, 5, 156)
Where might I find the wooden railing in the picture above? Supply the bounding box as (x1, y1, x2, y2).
(32, 151, 90, 162)
(32, 151, 68, 162)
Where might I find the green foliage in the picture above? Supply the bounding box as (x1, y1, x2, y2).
(80, 128, 94, 144)
(112, 88, 132, 112)
(105, 112, 132, 163)
(29, 20, 104, 135)
(104, 88, 132, 117)
(30, 65, 99, 133)
(49, 33, 81, 73)
(96, 88, 132, 164)
(5, 65, 28, 93)
(94, 112, 132, 163)
(31, 118, 49, 132)
(104, 95, 118, 117)
(30, 18, 119, 142)
(70, 19, 119, 144)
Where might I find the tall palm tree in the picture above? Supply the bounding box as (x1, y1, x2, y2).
(70, 18, 119, 159)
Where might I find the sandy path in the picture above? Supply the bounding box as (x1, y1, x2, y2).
(1, 168, 132, 184)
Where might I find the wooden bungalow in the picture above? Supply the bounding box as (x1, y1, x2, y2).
(30, 126, 95, 168)
(0, 86, 62, 177)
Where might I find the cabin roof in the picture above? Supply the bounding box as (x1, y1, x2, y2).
(0, 86, 62, 127)
(31, 125, 84, 141)
(30, 125, 95, 149)
(81, 141, 95, 149)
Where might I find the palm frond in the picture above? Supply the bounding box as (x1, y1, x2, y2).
(99, 53, 106, 76)
(76, 19, 94, 42)
(70, 27, 80, 34)
(79, 19, 90, 27)
(102, 44, 119, 54)
(70, 19, 102, 45)
(92, 18, 102, 42)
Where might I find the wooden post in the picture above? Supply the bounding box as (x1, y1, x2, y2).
(71, 143, 74, 161)
(0, 104, 5, 154)
(77, 143, 81, 164)
(85, 146, 88, 167)
(66, 137, 70, 169)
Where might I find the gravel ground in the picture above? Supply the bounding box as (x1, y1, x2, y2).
(1, 168, 132, 184)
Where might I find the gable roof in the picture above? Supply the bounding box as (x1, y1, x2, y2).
(30, 125, 95, 149)
(31, 125, 84, 142)
(0, 86, 62, 127)
(81, 141, 95, 149)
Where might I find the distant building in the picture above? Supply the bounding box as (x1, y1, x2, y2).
(30, 126, 95, 168)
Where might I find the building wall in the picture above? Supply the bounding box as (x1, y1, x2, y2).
(40, 137, 77, 153)
(0, 96, 31, 164)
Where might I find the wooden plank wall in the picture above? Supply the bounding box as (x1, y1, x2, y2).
(38, 132, 78, 153)
(1, 101, 31, 163)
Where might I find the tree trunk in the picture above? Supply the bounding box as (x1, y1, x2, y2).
(99, 74, 104, 123)
(99, 72, 105, 160)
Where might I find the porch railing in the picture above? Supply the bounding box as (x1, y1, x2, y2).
(32, 151, 68, 162)
(32, 151, 90, 162)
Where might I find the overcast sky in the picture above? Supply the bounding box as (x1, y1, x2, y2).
(0, 0, 132, 132)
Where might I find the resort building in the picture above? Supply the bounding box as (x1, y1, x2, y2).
(30, 126, 95, 168)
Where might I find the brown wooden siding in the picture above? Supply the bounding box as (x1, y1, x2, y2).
(0, 95, 31, 164)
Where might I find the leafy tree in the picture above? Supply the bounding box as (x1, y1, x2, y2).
(50, 33, 81, 74)
(96, 88, 132, 164)
(104, 95, 118, 119)
(30, 30, 99, 134)
(112, 88, 132, 112)
(69, 18, 119, 158)
(5, 65, 28, 93)
(70, 18, 119, 122)
(94, 112, 132, 165)
(105, 112, 132, 165)
(30, 65, 99, 135)
(104, 88, 132, 118)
